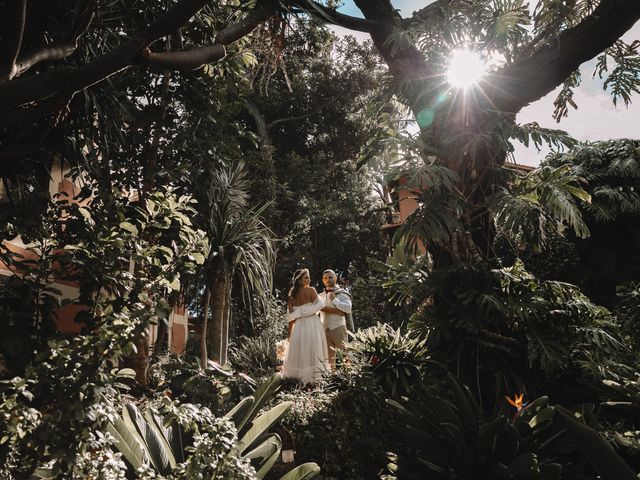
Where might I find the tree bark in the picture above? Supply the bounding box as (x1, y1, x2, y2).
(207, 267, 228, 363)
(154, 317, 169, 354)
(8, 1, 96, 80)
(353, 0, 432, 117)
(200, 285, 211, 369)
(220, 287, 231, 365)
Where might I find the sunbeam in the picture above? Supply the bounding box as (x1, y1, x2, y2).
(446, 49, 487, 88)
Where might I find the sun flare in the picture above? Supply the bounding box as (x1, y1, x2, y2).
(446, 49, 487, 88)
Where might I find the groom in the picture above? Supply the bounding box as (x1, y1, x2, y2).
(319, 269, 353, 370)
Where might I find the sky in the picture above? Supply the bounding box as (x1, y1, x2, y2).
(331, 1, 640, 166)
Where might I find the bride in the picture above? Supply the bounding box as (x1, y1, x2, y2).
(282, 268, 329, 384)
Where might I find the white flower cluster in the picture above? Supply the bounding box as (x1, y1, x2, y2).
(275, 339, 289, 361)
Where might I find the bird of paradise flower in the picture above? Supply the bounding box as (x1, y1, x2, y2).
(505, 393, 525, 412)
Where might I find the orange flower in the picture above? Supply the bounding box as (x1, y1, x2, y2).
(505, 393, 524, 411)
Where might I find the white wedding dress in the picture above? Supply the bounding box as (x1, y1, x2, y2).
(282, 297, 329, 384)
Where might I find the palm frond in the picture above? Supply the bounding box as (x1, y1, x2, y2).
(199, 161, 276, 308)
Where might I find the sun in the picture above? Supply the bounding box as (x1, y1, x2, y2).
(446, 49, 487, 88)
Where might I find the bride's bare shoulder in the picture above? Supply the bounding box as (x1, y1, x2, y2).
(290, 287, 318, 306)
(301, 286, 318, 302)
(307, 287, 319, 300)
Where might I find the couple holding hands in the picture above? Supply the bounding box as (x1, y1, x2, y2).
(281, 268, 353, 385)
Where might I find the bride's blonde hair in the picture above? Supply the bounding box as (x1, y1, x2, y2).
(288, 268, 309, 301)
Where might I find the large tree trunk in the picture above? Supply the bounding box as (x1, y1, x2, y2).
(220, 287, 231, 365)
(200, 285, 211, 368)
(207, 269, 228, 363)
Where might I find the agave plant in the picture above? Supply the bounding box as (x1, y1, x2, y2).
(106, 374, 320, 479)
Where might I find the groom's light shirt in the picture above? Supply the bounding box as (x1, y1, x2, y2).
(319, 288, 352, 331)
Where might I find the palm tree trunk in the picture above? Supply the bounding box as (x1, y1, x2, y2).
(220, 287, 231, 365)
(200, 285, 211, 369)
(207, 272, 227, 363)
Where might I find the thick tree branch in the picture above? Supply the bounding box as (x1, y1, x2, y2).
(216, 0, 279, 44)
(145, 45, 227, 71)
(0, 0, 212, 109)
(10, 0, 96, 80)
(0, 0, 278, 110)
(145, 0, 278, 71)
(288, 0, 382, 33)
(486, 0, 640, 114)
(353, 0, 432, 115)
(0, 0, 27, 79)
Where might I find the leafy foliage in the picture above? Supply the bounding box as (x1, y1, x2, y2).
(543, 139, 640, 305)
(385, 370, 636, 480)
(277, 364, 401, 480)
(242, 21, 390, 290)
(617, 282, 640, 355)
(367, 244, 432, 307)
(104, 375, 319, 480)
(402, 258, 626, 402)
(490, 164, 592, 252)
(147, 354, 254, 414)
(198, 160, 276, 304)
(230, 334, 282, 381)
(595, 40, 640, 108)
(347, 324, 429, 397)
(0, 187, 207, 478)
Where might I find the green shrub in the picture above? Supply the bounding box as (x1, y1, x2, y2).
(148, 354, 254, 415)
(347, 323, 429, 397)
(229, 295, 287, 380)
(277, 364, 401, 480)
(617, 282, 640, 358)
(407, 259, 627, 403)
(230, 333, 282, 380)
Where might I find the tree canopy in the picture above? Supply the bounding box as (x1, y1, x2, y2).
(2, 0, 639, 267)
